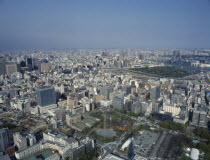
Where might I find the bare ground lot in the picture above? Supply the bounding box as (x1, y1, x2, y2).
(156, 134, 186, 160)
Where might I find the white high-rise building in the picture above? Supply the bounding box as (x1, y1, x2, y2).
(13, 132, 27, 151)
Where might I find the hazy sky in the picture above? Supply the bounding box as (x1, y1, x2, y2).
(0, 0, 210, 50)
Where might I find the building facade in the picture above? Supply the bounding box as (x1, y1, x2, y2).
(36, 86, 56, 107)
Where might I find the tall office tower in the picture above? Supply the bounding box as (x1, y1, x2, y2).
(5, 55, 11, 62)
(173, 50, 181, 63)
(100, 85, 114, 100)
(26, 58, 33, 71)
(116, 61, 122, 68)
(13, 132, 21, 145)
(102, 52, 109, 57)
(150, 85, 160, 101)
(0, 128, 10, 151)
(122, 85, 131, 95)
(67, 95, 78, 108)
(119, 50, 128, 60)
(0, 58, 6, 75)
(131, 101, 142, 114)
(112, 94, 124, 110)
(26, 134, 36, 146)
(192, 110, 200, 126)
(6, 63, 18, 76)
(20, 61, 26, 67)
(13, 132, 27, 151)
(36, 86, 56, 107)
(127, 140, 134, 159)
(154, 99, 163, 112)
(171, 93, 185, 106)
(199, 111, 208, 128)
(39, 62, 50, 73)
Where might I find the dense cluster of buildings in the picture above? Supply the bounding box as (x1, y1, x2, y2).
(0, 49, 209, 159)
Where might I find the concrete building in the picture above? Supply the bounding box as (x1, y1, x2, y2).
(131, 101, 141, 114)
(99, 85, 114, 100)
(112, 94, 124, 110)
(0, 128, 10, 151)
(68, 138, 95, 160)
(26, 57, 33, 71)
(150, 85, 160, 101)
(39, 62, 50, 73)
(36, 86, 56, 107)
(6, 63, 18, 76)
(122, 85, 131, 95)
(15, 142, 42, 159)
(0, 58, 6, 75)
(192, 110, 208, 128)
(27, 134, 37, 146)
(102, 154, 126, 160)
(67, 95, 78, 108)
(13, 132, 27, 151)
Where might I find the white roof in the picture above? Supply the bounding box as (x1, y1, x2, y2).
(190, 148, 199, 160)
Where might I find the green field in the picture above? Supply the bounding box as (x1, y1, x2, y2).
(130, 66, 192, 78)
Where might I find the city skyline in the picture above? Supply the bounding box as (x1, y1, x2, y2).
(0, 1, 210, 159)
(0, 0, 210, 50)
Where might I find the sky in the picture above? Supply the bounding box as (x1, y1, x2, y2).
(0, 0, 210, 50)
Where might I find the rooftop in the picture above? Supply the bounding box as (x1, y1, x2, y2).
(102, 154, 126, 160)
(36, 86, 54, 90)
(21, 150, 54, 160)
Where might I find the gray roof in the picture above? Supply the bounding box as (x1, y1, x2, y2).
(67, 137, 77, 144)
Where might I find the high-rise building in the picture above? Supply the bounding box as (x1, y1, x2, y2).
(116, 61, 122, 68)
(150, 85, 160, 101)
(5, 55, 11, 62)
(6, 63, 18, 76)
(26, 134, 36, 146)
(36, 86, 56, 107)
(39, 62, 50, 73)
(20, 61, 26, 67)
(122, 85, 131, 95)
(127, 139, 134, 159)
(192, 110, 208, 128)
(131, 101, 141, 114)
(99, 85, 114, 100)
(13, 132, 27, 151)
(26, 58, 32, 66)
(199, 111, 208, 128)
(0, 128, 10, 151)
(26, 58, 33, 71)
(13, 132, 20, 145)
(0, 58, 6, 75)
(67, 95, 78, 108)
(112, 94, 124, 110)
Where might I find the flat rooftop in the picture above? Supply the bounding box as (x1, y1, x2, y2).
(102, 154, 126, 160)
(21, 149, 54, 160)
(36, 86, 53, 90)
